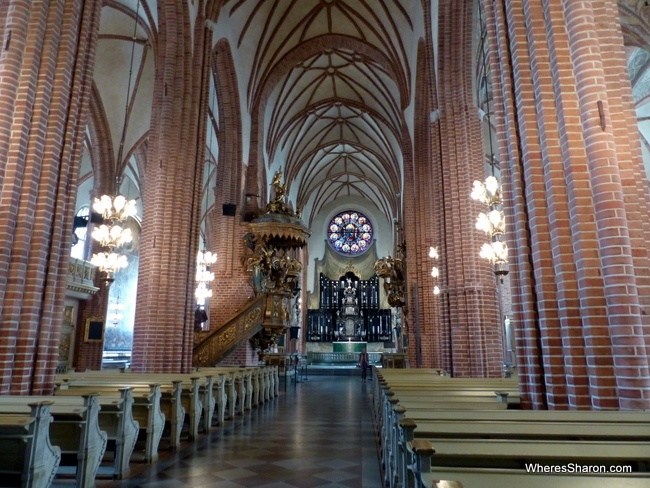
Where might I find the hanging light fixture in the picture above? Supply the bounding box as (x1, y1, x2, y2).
(91, 252, 129, 280)
(429, 246, 440, 295)
(471, 4, 508, 278)
(92, 194, 137, 221)
(108, 300, 125, 327)
(194, 83, 219, 309)
(90, 3, 141, 283)
(195, 250, 217, 306)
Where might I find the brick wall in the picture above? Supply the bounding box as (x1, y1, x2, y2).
(483, 0, 650, 409)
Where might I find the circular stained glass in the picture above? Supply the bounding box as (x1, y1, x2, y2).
(327, 210, 373, 255)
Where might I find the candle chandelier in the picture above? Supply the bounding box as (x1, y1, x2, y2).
(195, 250, 217, 306)
(90, 4, 140, 283)
(470, 5, 508, 278)
(429, 246, 440, 295)
(90, 188, 137, 282)
(195, 82, 218, 309)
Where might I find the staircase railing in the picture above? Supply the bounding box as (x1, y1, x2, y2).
(192, 294, 267, 367)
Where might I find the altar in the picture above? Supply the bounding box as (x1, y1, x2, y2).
(307, 272, 392, 342)
(333, 341, 367, 353)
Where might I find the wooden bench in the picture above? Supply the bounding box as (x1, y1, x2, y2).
(372, 370, 518, 416)
(56, 383, 164, 464)
(373, 372, 520, 487)
(409, 437, 650, 488)
(0, 395, 107, 488)
(72, 374, 204, 441)
(57, 379, 186, 451)
(53, 388, 139, 479)
(0, 402, 61, 488)
(194, 366, 278, 417)
(61, 370, 220, 436)
(379, 394, 508, 487)
(401, 415, 650, 488)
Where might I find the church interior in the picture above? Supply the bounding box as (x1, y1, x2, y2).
(2, 0, 650, 486)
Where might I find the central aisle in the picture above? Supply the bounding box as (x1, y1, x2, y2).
(113, 375, 383, 488)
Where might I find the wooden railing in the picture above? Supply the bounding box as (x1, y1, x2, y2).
(192, 294, 267, 367)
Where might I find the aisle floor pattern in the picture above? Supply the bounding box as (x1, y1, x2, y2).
(91, 375, 382, 488)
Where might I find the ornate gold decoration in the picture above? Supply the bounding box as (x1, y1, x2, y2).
(58, 332, 71, 361)
(192, 294, 266, 367)
(266, 170, 295, 217)
(339, 261, 361, 278)
(237, 170, 311, 357)
(374, 256, 407, 308)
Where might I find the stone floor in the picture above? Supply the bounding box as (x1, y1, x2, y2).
(70, 374, 383, 488)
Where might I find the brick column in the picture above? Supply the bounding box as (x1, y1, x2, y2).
(563, 0, 650, 409)
(432, 0, 502, 378)
(0, 0, 102, 393)
(131, 0, 211, 373)
(483, 0, 650, 409)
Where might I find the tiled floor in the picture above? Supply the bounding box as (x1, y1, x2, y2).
(89, 374, 383, 488)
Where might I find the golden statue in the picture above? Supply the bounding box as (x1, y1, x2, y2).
(267, 170, 290, 214)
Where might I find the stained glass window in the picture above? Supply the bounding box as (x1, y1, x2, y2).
(327, 210, 373, 255)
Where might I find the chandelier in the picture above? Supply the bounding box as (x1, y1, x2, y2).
(471, 6, 508, 278)
(90, 191, 137, 283)
(91, 223, 133, 248)
(108, 300, 125, 327)
(429, 246, 440, 295)
(91, 251, 129, 278)
(195, 250, 217, 306)
(92, 194, 137, 221)
(90, 4, 141, 284)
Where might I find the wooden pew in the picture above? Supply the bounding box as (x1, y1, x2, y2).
(58, 379, 184, 451)
(61, 370, 217, 437)
(409, 437, 650, 488)
(0, 402, 61, 488)
(77, 374, 203, 441)
(401, 415, 650, 488)
(373, 372, 520, 487)
(53, 388, 139, 479)
(194, 366, 277, 417)
(0, 395, 107, 488)
(56, 384, 164, 464)
(379, 393, 507, 487)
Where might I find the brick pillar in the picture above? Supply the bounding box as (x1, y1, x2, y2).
(431, 0, 502, 378)
(131, 0, 211, 373)
(403, 26, 450, 371)
(483, 0, 650, 409)
(0, 0, 102, 393)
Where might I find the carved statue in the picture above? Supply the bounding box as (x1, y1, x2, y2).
(242, 233, 302, 296)
(266, 170, 291, 215)
(271, 171, 287, 200)
(374, 256, 407, 308)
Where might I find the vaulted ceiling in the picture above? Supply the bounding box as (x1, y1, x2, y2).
(85, 1, 649, 232)
(215, 0, 425, 224)
(86, 0, 427, 230)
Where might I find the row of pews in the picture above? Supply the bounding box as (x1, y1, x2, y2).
(373, 368, 650, 488)
(0, 365, 279, 488)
